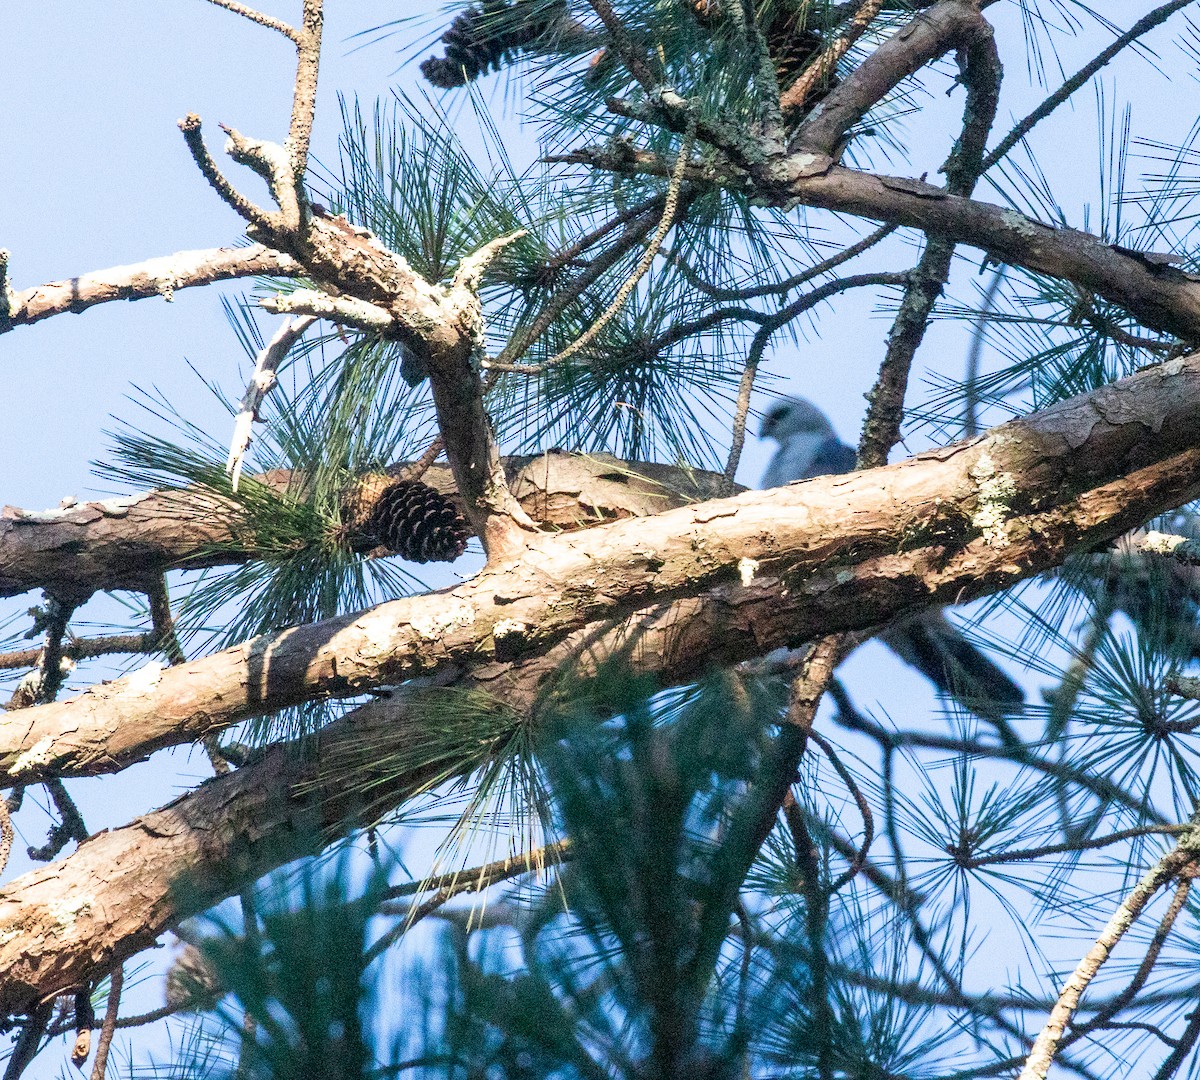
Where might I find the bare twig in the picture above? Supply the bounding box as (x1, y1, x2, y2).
(954, 824, 1189, 869)
(28, 778, 89, 862)
(89, 965, 122, 1080)
(226, 315, 316, 491)
(722, 270, 908, 481)
(1152, 1000, 1200, 1079)
(202, 0, 300, 41)
(258, 290, 392, 333)
(666, 221, 897, 303)
(178, 114, 274, 229)
(0, 634, 155, 671)
(287, 0, 325, 181)
(492, 196, 668, 368)
(810, 729, 875, 892)
(964, 265, 1006, 436)
(3, 245, 301, 332)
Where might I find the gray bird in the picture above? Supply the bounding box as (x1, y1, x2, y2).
(759, 396, 1025, 720)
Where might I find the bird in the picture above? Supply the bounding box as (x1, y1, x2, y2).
(759, 396, 1025, 722)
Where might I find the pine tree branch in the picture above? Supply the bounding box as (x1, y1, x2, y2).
(0, 454, 732, 600)
(1019, 839, 1200, 1080)
(6, 353, 1200, 785)
(554, 150, 1200, 340)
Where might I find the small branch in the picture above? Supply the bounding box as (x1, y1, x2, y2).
(1070, 870, 1194, 1040)
(724, 270, 909, 480)
(287, 0, 325, 181)
(1019, 842, 1199, 1080)
(956, 824, 1189, 869)
(146, 574, 186, 667)
(89, 964, 122, 1080)
(366, 841, 570, 962)
(1153, 1001, 1200, 1079)
(178, 114, 275, 229)
(666, 221, 897, 302)
(450, 229, 528, 294)
(810, 729, 875, 892)
(0, 634, 154, 671)
(202, 0, 299, 41)
(491, 196, 670, 368)
(258, 289, 393, 333)
(221, 126, 301, 230)
(226, 315, 316, 491)
(3, 244, 301, 331)
(28, 778, 89, 862)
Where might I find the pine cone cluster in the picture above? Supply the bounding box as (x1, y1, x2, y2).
(421, 0, 568, 89)
(363, 480, 470, 564)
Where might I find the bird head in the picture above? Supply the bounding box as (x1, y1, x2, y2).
(758, 397, 836, 444)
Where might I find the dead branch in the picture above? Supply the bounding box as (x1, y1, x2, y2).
(2, 246, 301, 333)
(225, 315, 316, 491)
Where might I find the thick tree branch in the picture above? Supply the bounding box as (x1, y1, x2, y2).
(793, 0, 985, 155)
(0, 454, 730, 600)
(7, 353, 1200, 784)
(1, 245, 302, 332)
(558, 146, 1200, 340)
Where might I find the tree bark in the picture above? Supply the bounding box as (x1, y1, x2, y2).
(5, 353, 1200, 790)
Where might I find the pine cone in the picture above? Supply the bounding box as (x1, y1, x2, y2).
(165, 943, 222, 1012)
(421, 0, 568, 89)
(363, 480, 470, 564)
